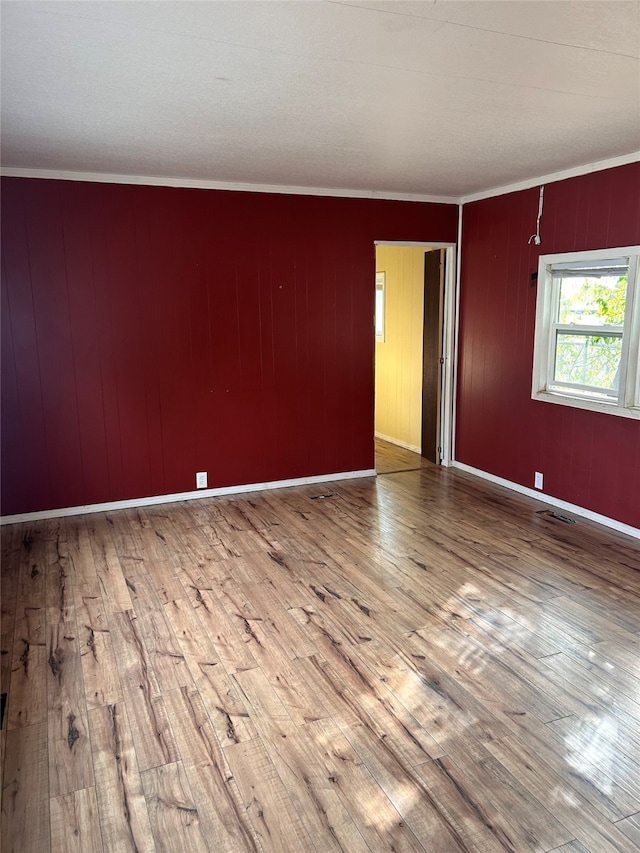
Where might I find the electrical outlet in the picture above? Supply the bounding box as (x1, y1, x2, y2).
(196, 471, 207, 489)
(534, 471, 543, 490)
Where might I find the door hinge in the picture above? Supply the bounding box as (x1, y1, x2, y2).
(438, 357, 445, 364)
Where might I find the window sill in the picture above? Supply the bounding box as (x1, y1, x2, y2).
(532, 390, 640, 419)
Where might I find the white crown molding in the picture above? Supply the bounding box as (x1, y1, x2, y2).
(0, 468, 376, 525)
(452, 461, 640, 540)
(459, 151, 640, 205)
(0, 167, 459, 205)
(3, 153, 638, 207)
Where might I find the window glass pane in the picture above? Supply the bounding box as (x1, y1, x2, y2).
(553, 332, 622, 390)
(556, 273, 627, 326)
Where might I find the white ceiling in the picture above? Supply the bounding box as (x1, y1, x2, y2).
(1, 0, 639, 199)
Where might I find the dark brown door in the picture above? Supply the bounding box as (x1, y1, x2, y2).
(421, 250, 444, 463)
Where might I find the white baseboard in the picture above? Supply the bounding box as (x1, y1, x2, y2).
(0, 468, 377, 525)
(452, 461, 640, 540)
(375, 432, 421, 454)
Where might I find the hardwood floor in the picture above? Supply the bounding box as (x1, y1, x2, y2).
(374, 438, 430, 474)
(1, 439, 639, 852)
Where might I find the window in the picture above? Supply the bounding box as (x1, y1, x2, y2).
(375, 271, 386, 342)
(532, 246, 640, 419)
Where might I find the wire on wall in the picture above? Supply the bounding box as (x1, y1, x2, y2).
(528, 185, 545, 245)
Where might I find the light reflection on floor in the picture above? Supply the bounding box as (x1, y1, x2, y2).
(561, 712, 617, 797)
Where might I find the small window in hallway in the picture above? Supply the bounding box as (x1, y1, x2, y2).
(375, 271, 386, 342)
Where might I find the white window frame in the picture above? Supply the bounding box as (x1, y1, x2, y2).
(531, 245, 640, 420)
(375, 271, 386, 342)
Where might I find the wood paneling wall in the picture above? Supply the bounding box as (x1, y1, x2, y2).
(456, 162, 640, 528)
(1, 178, 458, 515)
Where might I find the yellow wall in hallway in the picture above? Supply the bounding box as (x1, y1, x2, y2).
(375, 245, 425, 451)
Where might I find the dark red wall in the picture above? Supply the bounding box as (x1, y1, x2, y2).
(1, 178, 457, 515)
(456, 162, 640, 528)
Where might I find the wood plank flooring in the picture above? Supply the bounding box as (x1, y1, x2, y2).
(1, 439, 639, 852)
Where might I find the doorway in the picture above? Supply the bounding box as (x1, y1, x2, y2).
(374, 242, 456, 469)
